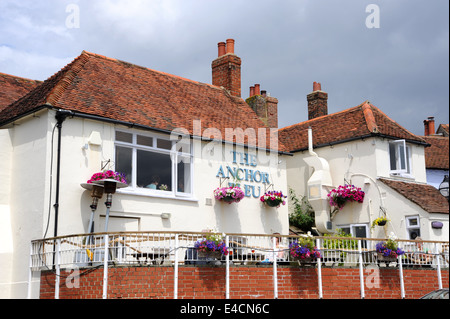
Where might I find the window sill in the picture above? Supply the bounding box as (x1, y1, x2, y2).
(389, 173, 415, 180)
(117, 188, 199, 202)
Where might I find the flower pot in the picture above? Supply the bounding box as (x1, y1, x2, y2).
(222, 196, 236, 203)
(197, 250, 222, 259)
(265, 200, 281, 207)
(377, 253, 397, 263)
(377, 220, 387, 226)
(294, 257, 316, 266)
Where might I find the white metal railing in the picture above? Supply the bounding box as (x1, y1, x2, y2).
(29, 231, 449, 299)
(30, 232, 449, 271)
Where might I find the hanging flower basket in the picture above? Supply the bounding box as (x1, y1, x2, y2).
(327, 184, 365, 218)
(375, 238, 405, 263)
(214, 186, 245, 204)
(289, 236, 321, 265)
(194, 238, 229, 259)
(371, 216, 389, 229)
(260, 191, 287, 208)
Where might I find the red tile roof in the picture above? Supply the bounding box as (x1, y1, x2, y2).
(278, 102, 428, 152)
(379, 178, 449, 214)
(422, 136, 449, 170)
(0, 51, 281, 151)
(0, 72, 41, 111)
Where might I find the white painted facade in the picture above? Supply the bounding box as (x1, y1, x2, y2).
(0, 109, 289, 298)
(286, 129, 448, 242)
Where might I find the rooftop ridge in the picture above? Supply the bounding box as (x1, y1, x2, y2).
(46, 51, 91, 106)
(82, 50, 224, 92)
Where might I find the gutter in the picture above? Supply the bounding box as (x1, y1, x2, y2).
(44, 107, 293, 155)
(290, 132, 430, 153)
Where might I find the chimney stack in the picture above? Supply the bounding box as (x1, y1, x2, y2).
(212, 38, 241, 97)
(307, 82, 328, 120)
(424, 116, 435, 136)
(246, 84, 278, 128)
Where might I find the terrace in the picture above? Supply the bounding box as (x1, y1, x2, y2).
(29, 231, 449, 299)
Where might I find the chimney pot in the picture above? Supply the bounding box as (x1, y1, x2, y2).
(250, 86, 255, 97)
(261, 90, 267, 97)
(254, 84, 260, 95)
(218, 42, 226, 57)
(313, 81, 321, 92)
(226, 39, 235, 54)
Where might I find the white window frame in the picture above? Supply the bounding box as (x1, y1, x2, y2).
(389, 139, 412, 177)
(114, 129, 194, 200)
(338, 224, 369, 238)
(405, 215, 421, 240)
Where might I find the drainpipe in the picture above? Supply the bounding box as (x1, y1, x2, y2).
(53, 109, 73, 238)
(303, 127, 334, 233)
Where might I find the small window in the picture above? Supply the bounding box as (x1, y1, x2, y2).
(406, 216, 421, 239)
(389, 140, 411, 176)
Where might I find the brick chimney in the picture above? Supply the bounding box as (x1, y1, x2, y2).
(423, 116, 435, 136)
(246, 84, 278, 128)
(307, 82, 328, 120)
(212, 39, 242, 97)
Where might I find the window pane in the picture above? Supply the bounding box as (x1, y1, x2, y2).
(137, 135, 153, 147)
(116, 131, 132, 143)
(115, 146, 132, 185)
(177, 156, 191, 194)
(157, 139, 172, 150)
(389, 143, 397, 170)
(399, 144, 406, 170)
(137, 150, 172, 191)
(408, 217, 418, 227)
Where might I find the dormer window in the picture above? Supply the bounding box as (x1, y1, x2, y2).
(389, 140, 412, 177)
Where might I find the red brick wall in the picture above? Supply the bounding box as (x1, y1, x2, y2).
(39, 266, 448, 299)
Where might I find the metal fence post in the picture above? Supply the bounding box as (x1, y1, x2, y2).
(226, 235, 230, 299)
(174, 234, 179, 299)
(358, 239, 365, 299)
(102, 234, 109, 299)
(273, 237, 278, 299)
(55, 238, 61, 299)
(398, 253, 405, 298)
(316, 238, 323, 299)
(435, 243, 443, 289)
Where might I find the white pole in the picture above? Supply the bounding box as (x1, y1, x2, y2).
(398, 254, 405, 299)
(174, 234, 179, 299)
(358, 240, 365, 299)
(102, 234, 109, 299)
(226, 235, 230, 299)
(27, 242, 34, 299)
(273, 237, 278, 299)
(316, 238, 323, 299)
(55, 238, 61, 299)
(435, 243, 443, 289)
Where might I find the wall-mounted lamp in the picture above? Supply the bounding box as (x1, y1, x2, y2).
(439, 175, 449, 203)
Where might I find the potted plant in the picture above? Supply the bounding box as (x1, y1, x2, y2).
(87, 170, 127, 184)
(327, 184, 365, 218)
(194, 230, 229, 259)
(260, 190, 287, 208)
(289, 235, 321, 265)
(214, 186, 245, 203)
(375, 236, 405, 263)
(372, 216, 389, 229)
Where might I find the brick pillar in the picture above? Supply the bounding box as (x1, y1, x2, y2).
(307, 82, 328, 120)
(212, 39, 242, 97)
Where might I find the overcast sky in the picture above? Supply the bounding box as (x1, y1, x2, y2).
(1, 0, 448, 135)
